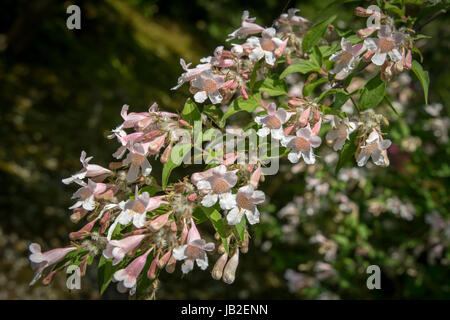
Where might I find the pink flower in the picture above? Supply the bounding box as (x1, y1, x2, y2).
(28, 243, 76, 286)
(122, 142, 152, 182)
(118, 104, 152, 130)
(113, 248, 152, 295)
(191, 165, 238, 210)
(247, 28, 285, 66)
(171, 59, 211, 90)
(62, 151, 111, 185)
(325, 116, 358, 151)
(103, 234, 147, 266)
(364, 25, 403, 66)
(330, 38, 365, 80)
(226, 11, 264, 41)
(109, 130, 145, 159)
(357, 129, 391, 167)
(115, 187, 167, 229)
(172, 222, 215, 274)
(226, 184, 265, 225)
(282, 124, 322, 164)
(255, 103, 291, 140)
(191, 71, 225, 105)
(279, 8, 309, 28)
(69, 179, 108, 211)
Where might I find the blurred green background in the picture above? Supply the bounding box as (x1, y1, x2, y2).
(0, 0, 449, 299)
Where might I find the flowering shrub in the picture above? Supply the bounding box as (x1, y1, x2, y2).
(28, 1, 442, 299)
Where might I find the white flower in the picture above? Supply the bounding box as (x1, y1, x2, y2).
(172, 222, 215, 274)
(329, 38, 365, 80)
(115, 188, 167, 229)
(191, 165, 238, 210)
(364, 25, 403, 66)
(247, 28, 285, 66)
(357, 129, 391, 167)
(69, 179, 107, 211)
(191, 71, 225, 104)
(325, 116, 357, 151)
(122, 142, 152, 183)
(255, 103, 291, 140)
(171, 59, 211, 90)
(62, 151, 112, 185)
(226, 10, 264, 41)
(226, 184, 265, 225)
(282, 124, 322, 164)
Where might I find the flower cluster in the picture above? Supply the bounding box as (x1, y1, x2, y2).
(28, 3, 432, 299)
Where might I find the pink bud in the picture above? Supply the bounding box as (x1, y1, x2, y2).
(298, 107, 311, 127)
(69, 218, 98, 240)
(314, 108, 320, 121)
(180, 220, 189, 244)
(147, 254, 159, 280)
(178, 119, 192, 128)
(284, 125, 296, 136)
(160, 144, 172, 164)
(170, 221, 178, 233)
(158, 251, 172, 269)
(240, 87, 249, 100)
(312, 117, 322, 136)
(100, 211, 111, 234)
(250, 164, 262, 189)
(148, 212, 171, 232)
(148, 134, 167, 154)
(211, 253, 228, 280)
(357, 27, 377, 39)
(223, 249, 239, 284)
(187, 193, 198, 202)
(165, 256, 176, 274)
(405, 50, 412, 70)
(274, 39, 288, 58)
(363, 50, 375, 62)
(42, 270, 58, 286)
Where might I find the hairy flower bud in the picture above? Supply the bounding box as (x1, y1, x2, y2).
(165, 256, 176, 274)
(42, 270, 58, 286)
(158, 250, 172, 269)
(69, 218, 98, 240)
(211, 253, 228, 280)
(148, 212, 171, 232)
(223, 249, 239, 284)
(147, 254, 159, 280)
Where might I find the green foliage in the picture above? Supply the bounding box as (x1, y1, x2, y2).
(359, 74, 386, 110)
(411, 60, 430, 104)
(302, 15, 337, 53)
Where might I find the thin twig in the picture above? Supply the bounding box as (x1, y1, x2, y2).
(416, 9, 447, 32)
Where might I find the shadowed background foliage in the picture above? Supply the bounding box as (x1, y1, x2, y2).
(0, 0, 449, 299)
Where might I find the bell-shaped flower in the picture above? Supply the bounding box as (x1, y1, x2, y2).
(329, 38, 365, 80)
(172, 221, 215, 274)
(116, 188, 167, 229)
(279, 8, 309, 28)
(118, 104, 153, 130)
(69, 179, 108, 211)
(357, 129, 391, 167)
(113, 248, 152, 295)
(282, 124, 322, 164)
(247, 28, 285, 66)
(109, 130, 145, 160)
(226, 10, 264, 41)
(62, 151, 112, 185)
(122, 142, 152, 183)
(171, 59, 211, 90)
(255, 103, 291, 140)
(364, 25, 403, 66)
(226, 184, 265, 225)
(191, 165, 238, 210)
(325, 116, 358, 151)
(103, 234, 147, 266)
(28, 243, 76, 286)
(191, 70, 225, 105)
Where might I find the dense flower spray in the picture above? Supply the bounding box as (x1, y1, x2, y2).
(28, 2, 435, 299)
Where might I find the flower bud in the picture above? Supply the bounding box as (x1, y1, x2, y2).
(149, 212, 171, 232)
(70, 208, 87, 223)
(240, 87, 249, 100)
(158, 251, 172, 269)
(298, 106, 311, 127)
(211, 253, 228, 280)
(160, 144, 172, 164)
(187, 193, 198, 202)
(147, 254, 159, 280)
(223, 249, 239, 284)
(99, 211, 111, 234)
(42, 270, 58, 286)
(165, 256, 176, 274)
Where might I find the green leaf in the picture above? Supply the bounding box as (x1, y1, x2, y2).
(220, 94, 261, 126)
(201, 206, 229, 254)
(302, 15, 337, 53)
(359, 74, 386, 110)
(310, 46, 323, 67)
(161, 143, 192, 189)
(335, 130, 358, 174)
(254, 75, 287, 96)
(303, 77, 328, 97)
(192, 206, 209, 224)
(203, 104, 224, 128)
(411, 60, 430, 104)
(319, 44, 340, 58)
(97, 256, 127, 295)
(139, 185, 161, 196)
(330, 90, 350, 109)
(234, 215, 246, 241)
(280, 60, 320, 78)
(181, 98, 201, 125)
